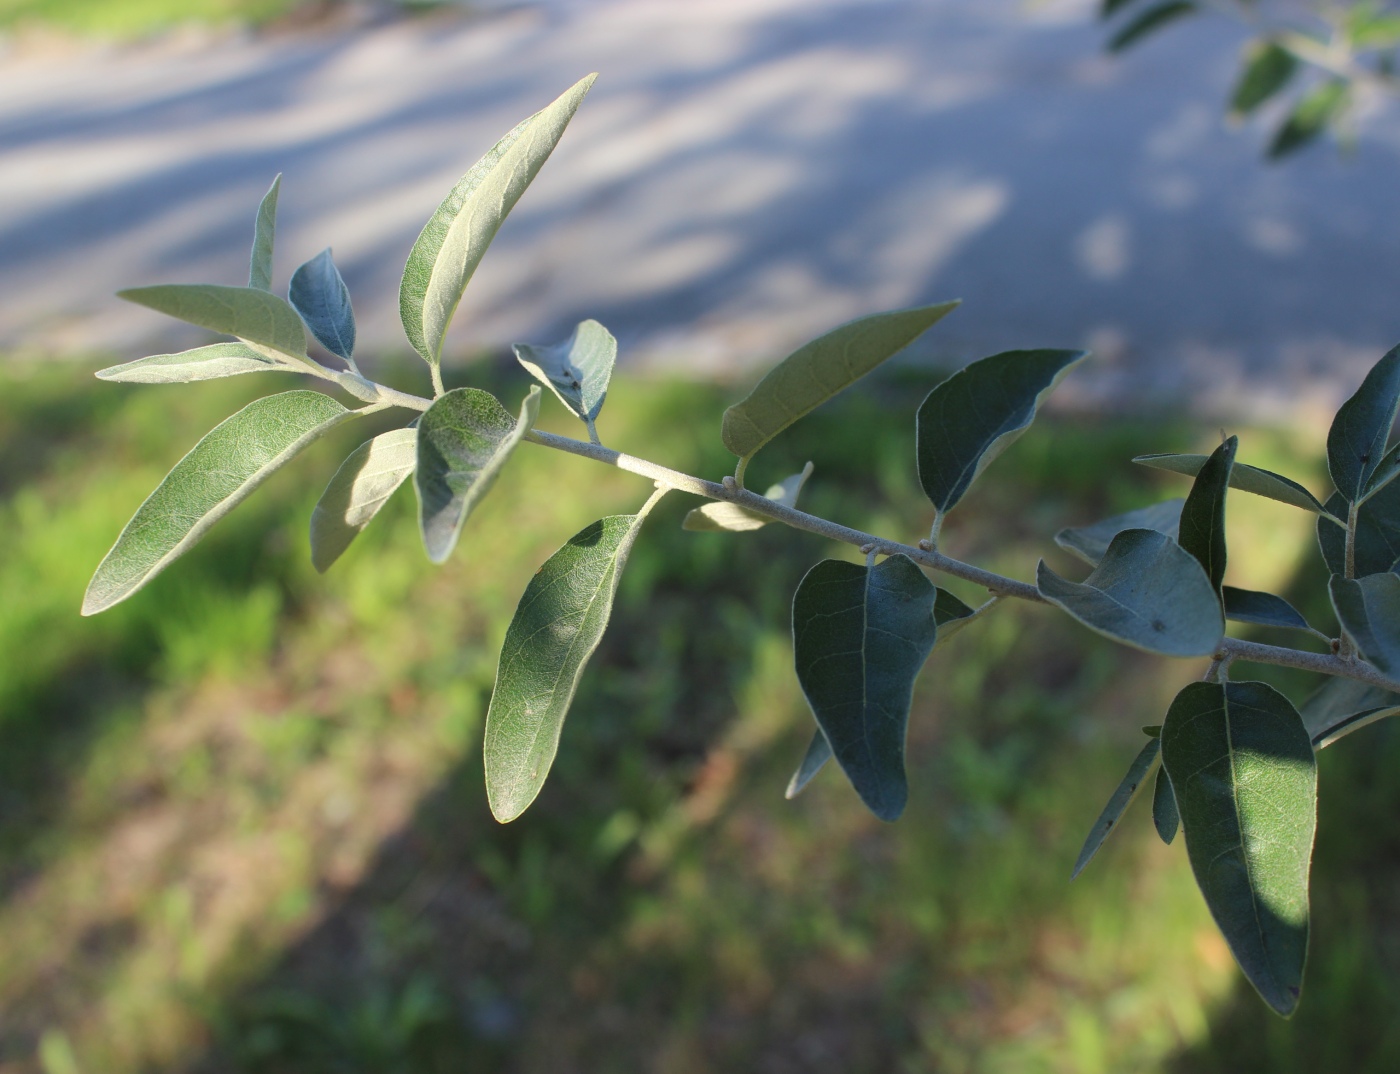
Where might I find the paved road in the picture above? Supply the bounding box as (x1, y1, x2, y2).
(5, 0, 1400, 414)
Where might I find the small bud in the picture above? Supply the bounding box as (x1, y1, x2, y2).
(918, 539, 932, 551)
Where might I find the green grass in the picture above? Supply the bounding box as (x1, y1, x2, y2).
(0, 0, 307, 37)
(0, 355, 1394, 1072)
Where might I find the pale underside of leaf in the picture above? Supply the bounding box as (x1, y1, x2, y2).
(683, 462, 813, 532)
(484, 491, 665, 822)
(721, 302, 959, 463)
(249, 174, 281, 292)
(1160, 680, 1316, 1017)
(784, 728, 834, 800)
(1299, 676, 1400, 749)
(1071, 737, 1160, 879)
(514, 318, 617, 429)
(1037, 528, 1224, 657)
(1054, 498, 1184, 567)
(95, 342, 289, 384)
(83, 390, 352, 615)
(1133, 454, 1330, 516)
(310, 428, 417, 572)
(118, 284, 309, 361)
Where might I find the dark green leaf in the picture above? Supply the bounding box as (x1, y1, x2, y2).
(399, 75, 595, 369)
(1330, 573, 1400, 675)
(83, 391, 352, 615)
(1178, 436, 1236, 597)
(1152, 764, 1179, 844)
(1300, 676, 1400, 749)
(118, 284, 308, 361)
(1269, 80, 1350, 159)
(932, 586, 978, 644)
(1133, 453, 1330, 516)
(1055, 499, 1183, 567)
(1223, 586, 1320, 635)
(1160, 680, 1316, 1016)
(1101, 0, 1139, 17)
(310, 428, 417, 573)
(513, 319, 617, 433)
(1230, 40, 1299, 117)
(1071, 738, 1160, 879)
(95, 342, 287, 384)
(1037, 529, 1224, 657)
(784, 729, 833, 800)
(1318, 488, 1400, 577)
(484, 492, 665, 821)
(415, 387, 540, 564)
(683, 462, 813, 533)
(289, 248, 356, 362)
(1328, 343, 1400, 500)
(1109, 1, 1198, 52)
(792, 554, 940, 821)
(249, 174, 280, 292)
(917, 348, 1087, 516)
(722, 303, 959, 465)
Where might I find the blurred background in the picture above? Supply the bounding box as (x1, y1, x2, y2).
(3, 0, 1400, 1071)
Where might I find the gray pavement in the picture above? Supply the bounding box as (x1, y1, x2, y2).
(4, 0, 1400, 415)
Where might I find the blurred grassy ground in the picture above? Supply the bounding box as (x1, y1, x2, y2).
(0, 353, 1395, 1073)
(0, 0, 439, 38)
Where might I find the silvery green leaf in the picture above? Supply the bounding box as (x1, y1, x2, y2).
(1160, 680, 1316, 1017)
(721, 303, 959, 464)
(1071, 738, 1159, 879)
(118, 284, 308, 360)
(415, 387, 540, 564)
(1055, 499, 1184, 567)
(249, 174, 280, 292)
(484, 491, 666, 822)
(399, 75, 596, 369)
(792, 554, 940, 821)
(1328, 342, 1400, 501)
(1177, 436, 1235, 598)
(1318, 488, 1400, 577)
(784, 728, 833, 800)
(95, 342, 288, 384)
(310, 428, 417, 573)
(1300, 676, 1400, 749)
(83, 390, 353, 615)
(917, 348, 1087, 516)
(1108, 1, 1197, 52)
(1133, 453, 1330, 516)
(289, 248, 356, 362)
(682, 462, 813, 533)
(1330, 572, 1400, 676)
(1152, 764, 1179, 844)
(1037, 529, 1224, 657)
(513, 319, 616, 432)
(1222, 586, 1320, 636)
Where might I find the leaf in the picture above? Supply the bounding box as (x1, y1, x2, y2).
(1108, 1, 1198, 52)
(721, 303, 959, 464)
(1055, 499, 1184, 567)
(1133, 453, 1330, 516)
(1328, 343, 1400, 501)
(415, 387, 540, 564)
(83, 391, 352, 615)
(249, 174, 280, 292)
(791, 554, 940, 821)
(95, 342, 288, 384)
(784, 729, 833, 800)
(1071, 738, 1160, 880)
(1037, 529, 1224, 657)
(289, 248, 356, 362)
(1152, 764, 1179, 844)
(400, 75, 596, 369)
(1177, 436, 1236, 597)
(1230, 40, 1299, 118)
(118, 284, 308, 360)
(1101, 0, 1139, 17)
(917, 348, 1087, 516)
(1300, 676, 1400, 749)
(484, 492, 666, 822)
(1269, 79, 1350, 159)
(931, 586, 979, 644)
(790, 557, 939, 822)
(1330, 573, 1400, 676)
(1160, 680, 1317, 1016)
(1223, 586, 1319, 635)
(310, 428, 417, 573)
(683, 462, 813, 533)
(1318, 488, 1400, 576)
(513, 319, 617, 432)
